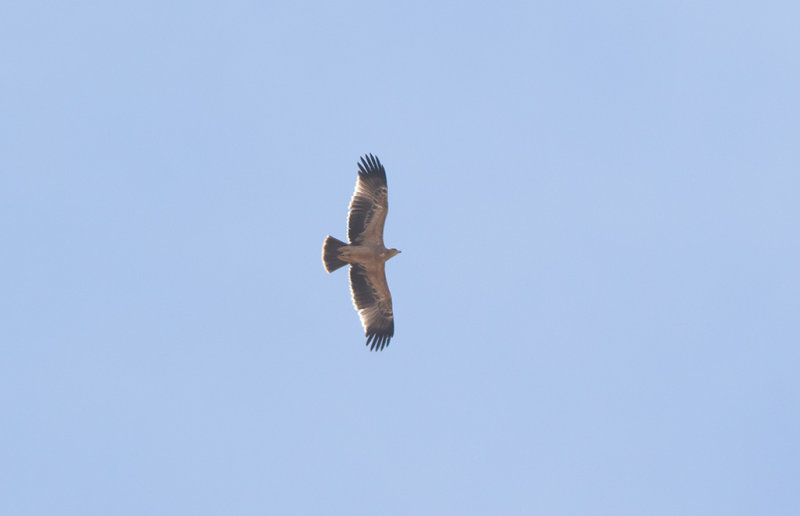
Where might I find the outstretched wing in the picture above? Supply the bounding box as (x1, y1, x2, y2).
(348, 154, 388, 246)
(349, 264, 394, 351)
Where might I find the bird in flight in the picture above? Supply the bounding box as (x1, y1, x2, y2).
(322, 154, 401, 351)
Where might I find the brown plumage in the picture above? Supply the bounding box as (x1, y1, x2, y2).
(322, 154, 401, 351)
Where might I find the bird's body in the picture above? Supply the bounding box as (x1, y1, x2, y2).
(337, 243, 392, 264)
(322, 154, 400, 351)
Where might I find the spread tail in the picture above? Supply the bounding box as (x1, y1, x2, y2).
(322, 236, 348, 273)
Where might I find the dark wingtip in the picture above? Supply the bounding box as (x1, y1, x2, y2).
(365, 332, 391, 351)
(357, 154, 386, 181)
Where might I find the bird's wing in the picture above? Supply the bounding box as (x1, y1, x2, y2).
(348, 154, 388, 246)
(349, 263, 394, 351)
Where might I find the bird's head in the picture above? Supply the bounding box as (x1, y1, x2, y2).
(387, 248, 401, 260)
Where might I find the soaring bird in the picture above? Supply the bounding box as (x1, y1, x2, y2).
(322, 154, 400, 351)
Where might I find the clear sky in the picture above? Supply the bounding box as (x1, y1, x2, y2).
(2, 1, 799, 514)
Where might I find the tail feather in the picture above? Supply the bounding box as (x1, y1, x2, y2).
(322, 236, 348, 273)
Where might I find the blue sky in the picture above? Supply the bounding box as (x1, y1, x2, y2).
(2, 1, 799, 514)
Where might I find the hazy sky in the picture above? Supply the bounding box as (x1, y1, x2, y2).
(2, 1, 799, 514)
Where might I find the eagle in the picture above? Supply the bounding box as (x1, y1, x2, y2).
(322, 154, 401, 351)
